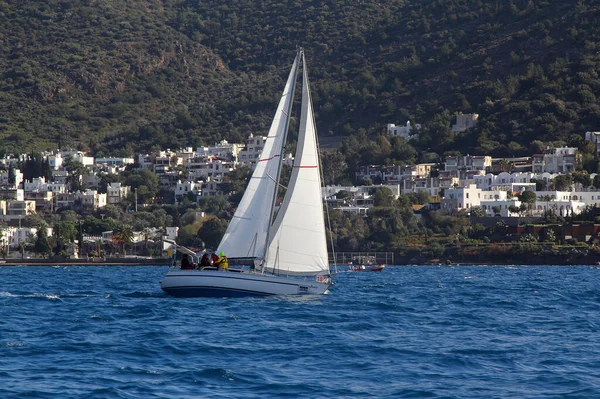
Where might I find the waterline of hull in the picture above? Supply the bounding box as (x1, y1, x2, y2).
(160, 269, 330, 297)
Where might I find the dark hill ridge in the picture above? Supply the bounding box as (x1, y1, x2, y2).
(1, 0, 599, 158)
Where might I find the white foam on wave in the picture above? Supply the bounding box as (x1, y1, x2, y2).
(27, 293, 61, 300)
(0, 291, 61, 300)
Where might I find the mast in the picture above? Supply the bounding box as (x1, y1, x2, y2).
(262, 49, 301, 263)
(264, 50, 329, 275)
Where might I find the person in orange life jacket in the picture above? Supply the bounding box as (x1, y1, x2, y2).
(214, 251, 229, 271)
(181, 254, 194, 270)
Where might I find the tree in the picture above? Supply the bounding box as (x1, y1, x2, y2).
(529, 140, 546, 153)
(518, 190, 537, 215)
(53, 220, 77, 255)
(34, 226, 52, 258)
(390, 137, 417, 164)
(321, 150, 349, 185)
(123, 169, 160, 204)
(198, 196, 231, 217)
(112, 225, 134, 255)
(63, 156, 86, 192)
(530, 178, 546, 191)
(0, 222, 8, 259)
(373, 187, 394, 207)
(519, 203, 528, 215)
(508, 205, 521, 215)
(572, 171, 592, 189)
(470, 206, 487, 217)
(196, 216, 228, 250)
(218, 165, 252, 204)
(553, 174, 572, 191)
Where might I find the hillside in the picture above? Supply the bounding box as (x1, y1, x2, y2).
(1, 0, 600, 159)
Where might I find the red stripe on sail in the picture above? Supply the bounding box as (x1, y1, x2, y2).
(258, 154, 281, 162)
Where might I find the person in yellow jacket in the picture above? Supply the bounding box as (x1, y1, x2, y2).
(215, 251, 229, 271)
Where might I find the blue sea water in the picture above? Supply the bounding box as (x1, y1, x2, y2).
(1, 265, 600, 399)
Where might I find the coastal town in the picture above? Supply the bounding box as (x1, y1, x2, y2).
(0, 112, 599, 260)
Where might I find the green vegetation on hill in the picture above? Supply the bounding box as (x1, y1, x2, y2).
(2, 0, 600, 162)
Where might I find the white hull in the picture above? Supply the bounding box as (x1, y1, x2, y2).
(161, 269, 331, 297)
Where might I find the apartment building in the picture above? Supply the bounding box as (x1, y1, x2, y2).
(451, 113, 479, 132)
(531, 147, 579, 173)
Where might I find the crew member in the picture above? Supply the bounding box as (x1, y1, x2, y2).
(215, 251, 229, 271)
(200, 253, 211, 268)
(181, 254, 194, 270)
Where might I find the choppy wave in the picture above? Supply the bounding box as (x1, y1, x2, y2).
(1, 265, 599, 398)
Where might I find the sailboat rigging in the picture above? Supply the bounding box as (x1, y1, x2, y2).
(160, 49, 332, 297)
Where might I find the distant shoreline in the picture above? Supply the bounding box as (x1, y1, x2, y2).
(1, 260, 597, 267)
(0, 258, 170, 266)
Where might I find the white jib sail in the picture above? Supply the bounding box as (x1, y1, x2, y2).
(217, 54, 300, 259)
(265, 53, 329, 275)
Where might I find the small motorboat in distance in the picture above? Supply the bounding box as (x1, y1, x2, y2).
(350, 264, 385, 272)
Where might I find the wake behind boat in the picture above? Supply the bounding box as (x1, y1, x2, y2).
(161, 49, 332, 297)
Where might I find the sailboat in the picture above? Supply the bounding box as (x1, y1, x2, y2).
(161, 49, 332, 297)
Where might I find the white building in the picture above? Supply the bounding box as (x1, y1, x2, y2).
(386, 121, 421, 139)
(356, 164, 434, 184)
(0, 226, 50, 250)
(0, 168, 23, 187)
(442, 184, 523, 217)
(0, 154, 23, 168)
(55, 193, 76, 210)
(48, 151, 94, 169)
(442, 183, 596, 217)
(137, 153, 154, 169)
(106, 182, 130, 205)
(185, 159, 234, 182)
(77, 190, 107, 211)
(444, 155, 492, 172)
(237, 134, 267, 167)
(95, 157, 135, 168)
(323, 184, 401, 200)
(585, 131, 600, 153)
(175, 147, 196, 165)
(51, 169, 69, 185)
(165, 227, 179, 241)
(200, 178, 223, 197)
(0, 199, 37, 221)
(153, 150, 180, 172)
(531, 147, 579, 173)
(175, 180, 202, 203)
(196, 140, 244, 161)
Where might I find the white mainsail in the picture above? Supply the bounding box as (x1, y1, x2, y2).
(265, 52, 329, 275)
(216, 54, 300, 259)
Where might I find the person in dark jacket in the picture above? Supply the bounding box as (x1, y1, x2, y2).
(181, 254, 194, 270)
(200, 253, 211, 268)
(211, 252, 219, 265)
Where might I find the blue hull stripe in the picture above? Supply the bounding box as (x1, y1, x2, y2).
(162, 286, 276, 298)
